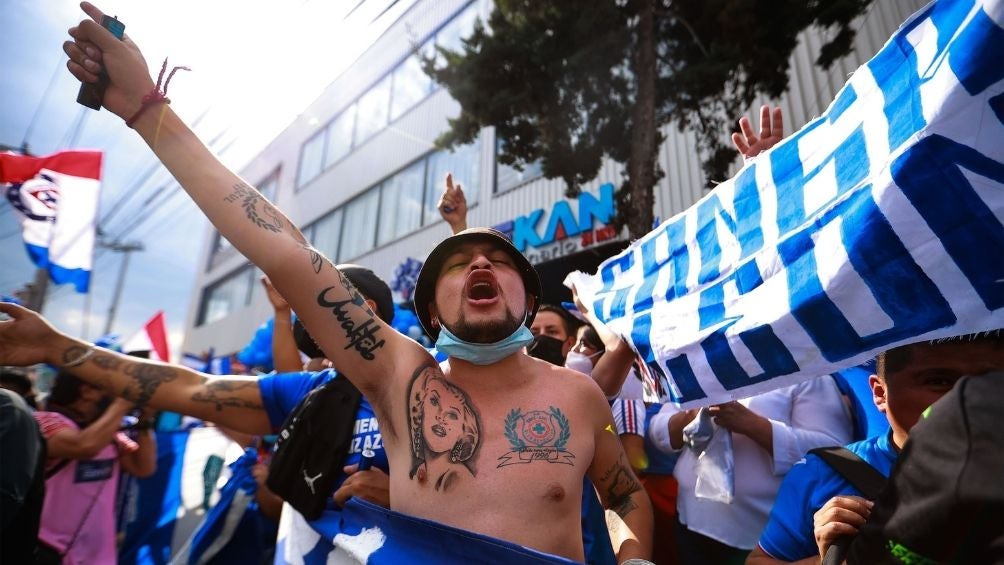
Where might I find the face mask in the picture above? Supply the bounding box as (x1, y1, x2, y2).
(526, 334, 568, 366)
(435, 321, 535, 365)
(564, 350, 600, 375)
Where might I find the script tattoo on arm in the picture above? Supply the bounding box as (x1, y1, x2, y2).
(407, 365, 481, 492)
(598, 454, 643, 518)
(222, 182, 284, 233)
(191, 379, 264, 411)
(315, 269, 384, 361)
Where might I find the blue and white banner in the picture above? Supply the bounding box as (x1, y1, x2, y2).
(118, 426, 237, 564)
(1, 150, 101, 293)
(568, 0, 1004, 407)
(276, 497, 580, 564)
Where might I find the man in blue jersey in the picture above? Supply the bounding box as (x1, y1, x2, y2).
(746, 333, 1004, 565)
(0, 265, 395, 564)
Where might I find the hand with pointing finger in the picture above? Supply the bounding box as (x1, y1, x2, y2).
(437, 173, 468, 234)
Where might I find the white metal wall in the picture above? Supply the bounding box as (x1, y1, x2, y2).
(182, 0, 928, 355)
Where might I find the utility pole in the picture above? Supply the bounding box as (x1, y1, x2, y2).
(21, 268, 49, 313)
(103, 240, 144, 335)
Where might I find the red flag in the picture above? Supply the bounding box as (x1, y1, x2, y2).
(123, 311, 170, 362)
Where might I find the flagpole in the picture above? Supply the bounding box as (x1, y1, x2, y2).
(82, 286, 93, 340)
(26, 267, 49, 313)
(103, 240, 144, 335)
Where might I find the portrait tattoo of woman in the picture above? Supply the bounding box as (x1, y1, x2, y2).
(408, 367, 481, 492)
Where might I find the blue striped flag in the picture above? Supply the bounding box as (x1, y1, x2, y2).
(569, 0, 1004, 407)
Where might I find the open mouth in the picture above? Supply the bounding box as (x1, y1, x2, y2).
(431, 424, 447, 437)
(464, 270, 500, 303)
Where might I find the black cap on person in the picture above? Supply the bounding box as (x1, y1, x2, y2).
(414, 227, 541, 339)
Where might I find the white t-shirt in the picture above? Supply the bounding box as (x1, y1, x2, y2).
(648, 375, 852, 549)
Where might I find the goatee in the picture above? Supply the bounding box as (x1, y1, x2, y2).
(448, 309, 521, 343)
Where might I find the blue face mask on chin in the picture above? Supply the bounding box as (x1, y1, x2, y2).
(435, 319, 535, 365)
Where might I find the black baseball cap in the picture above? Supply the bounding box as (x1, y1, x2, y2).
(414, 227, 541, 339)
(337, 264, 395, 324)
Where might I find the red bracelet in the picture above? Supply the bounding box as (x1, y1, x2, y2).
(126, 88, 170, 127)
(125, 58, 190, 128)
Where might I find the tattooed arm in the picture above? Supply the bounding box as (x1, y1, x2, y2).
(588, 404, 654, 562)
(62, 3, 427, 418)
(0, 303, 271, 434)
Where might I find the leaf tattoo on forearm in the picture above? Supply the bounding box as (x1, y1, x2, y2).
(222, 183, 284, 233)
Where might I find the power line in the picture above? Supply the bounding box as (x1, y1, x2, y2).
(102, 129, 237, 242)
(22, 55, 67, 151)
(96, 105, 215, 228)
(57, 107, 89, 150)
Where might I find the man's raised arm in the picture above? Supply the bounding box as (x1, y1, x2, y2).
(0, 303, 270, 434)
(63, 2, 428, 406)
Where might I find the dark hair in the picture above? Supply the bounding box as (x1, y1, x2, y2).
(537, 304, 579, 337)
(877, 330, 1004, 379)
(578, 325, 605, 352)
(0, 367, 32, 395)
(0, 367, 37, 408)
(46, 371, 87, 408)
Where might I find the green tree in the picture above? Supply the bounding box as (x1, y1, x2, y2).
(425, 0, 872, 238)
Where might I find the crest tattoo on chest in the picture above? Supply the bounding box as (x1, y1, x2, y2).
(498, 406, 575, 467)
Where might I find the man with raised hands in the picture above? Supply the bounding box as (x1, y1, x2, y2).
(22, 3, 654, 562)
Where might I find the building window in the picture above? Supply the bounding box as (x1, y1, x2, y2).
(296, 130, 326, 188)
(354, 76, 392, 146)
(325, 106, 356, 166)
(258, 168, 280, 201)
(377, 159, 426, 246)
(311, 208, 344, 265)
(390, 49, 434, 121)
(434, 3, 480, 64)
(209, 232, 234, 259)
(293, 3, 480, 189)
(495, 137, 544, 193)
(197, 265, 254, 326)
(423, 140, 481, 225)
(339, 189, 381, 260)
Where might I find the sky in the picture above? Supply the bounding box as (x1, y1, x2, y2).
(0, 0, 414, 357)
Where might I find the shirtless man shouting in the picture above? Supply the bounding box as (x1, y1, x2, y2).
(0, 3, 653, 562)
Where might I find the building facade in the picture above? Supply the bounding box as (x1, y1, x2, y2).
(181, 0, 926, 358)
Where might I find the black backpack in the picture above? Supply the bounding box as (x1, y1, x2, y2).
(266, 374, 362, 520)
(809, 446, 887, 565)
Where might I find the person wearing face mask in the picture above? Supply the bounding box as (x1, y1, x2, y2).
(564, 325, 605, 376)
(527, 304, 580, 366)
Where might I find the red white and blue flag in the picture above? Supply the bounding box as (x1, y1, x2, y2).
(1, 150, 102, 293)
